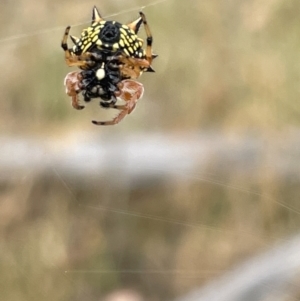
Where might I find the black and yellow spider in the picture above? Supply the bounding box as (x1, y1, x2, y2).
(62, 6, 156, 72)
(61, 6, 157, 125)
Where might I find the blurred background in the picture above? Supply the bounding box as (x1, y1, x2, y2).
(1, 0, 300, 300)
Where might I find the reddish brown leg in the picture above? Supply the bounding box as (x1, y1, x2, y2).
(118, 56, 150, 79)
(92, 80, 144, 125)
(92, 109, 130, 126)
(64, 71, 85, 110)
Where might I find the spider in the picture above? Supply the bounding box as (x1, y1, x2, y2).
(61, 6, 156, 125)
(61, 8, 156, 74)
(65, 73, 144, 125)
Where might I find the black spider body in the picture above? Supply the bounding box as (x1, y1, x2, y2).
(62, 6, 156, 125)
(79, 51, 126, 106)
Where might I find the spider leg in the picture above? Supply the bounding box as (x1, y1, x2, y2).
(64, 71, 85, 110)
(121, 56, 150, 68)
(117, 80, 144, 113)
(101, 103, 138, 115)
(92, 100, 138, 125)
(71, 94, 85, 110)
(139, 12, 153, 65)
(92, 109, 129, 126)
(119, 64, 140, 79)
(61, 26, 94, 68)
(61, 26, 71, 52)
(92, 80, 144, 125)
(118, 55, 150, 79)
(100, 94, 118, 108)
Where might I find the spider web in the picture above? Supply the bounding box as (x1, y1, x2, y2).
(1, 0, 300, 300)
(0, 0, 170, 44)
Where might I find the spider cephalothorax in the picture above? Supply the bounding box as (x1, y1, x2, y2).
(61, 6, 157, 125)
(61, 6, 156, 76)
(73, 8, 146, 59)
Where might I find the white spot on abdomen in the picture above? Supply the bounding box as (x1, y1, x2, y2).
(96, 68, 105, 80)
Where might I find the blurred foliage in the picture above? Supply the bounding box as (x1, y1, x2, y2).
(1, 0, 300, 300)
(1, 170, 300, 300)
(1, 0, 300, 133)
